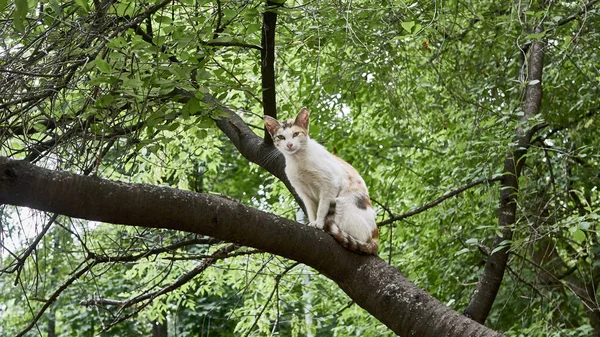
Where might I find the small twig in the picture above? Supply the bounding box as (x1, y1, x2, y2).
(15, 261, 96, 337)
(11, 214, 59, 285)
(81, 244, 238, 331)
(371, 198, 395, 264)
(243, 262, 300, 337)
(378, 176, 502, 226)
(0, 68, 66, 78)
(201, 39, 262, 50)
(549, 0, 598, 31)
(88, 237, 221, 264)
(212, 57, 263, 105)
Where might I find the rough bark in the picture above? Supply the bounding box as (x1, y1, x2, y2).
(463, 36, 546, 323)
(202, 94, 306, 212)
(261, 1, 279, 142)
(0, 156, 505, 337)
(261, 3, 278, 115)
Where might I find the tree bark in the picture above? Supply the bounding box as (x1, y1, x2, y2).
(261, 1, 278, 118)
(261, 1, 279, 142)
(0, 156, 505, 337)
(152, 319, 168, 337)
(463, 36, 546, 323)
(202, 94, 306, 213)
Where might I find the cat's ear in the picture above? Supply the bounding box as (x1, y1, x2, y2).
(263, 116, 281, 136)
(294, 107, 309, 130)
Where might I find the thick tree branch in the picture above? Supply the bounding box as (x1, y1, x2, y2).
(198, 92, 305, 211)
(0, 156, 505, 337)
(261, 1, 280, 142)
(463, 32, 547, 323)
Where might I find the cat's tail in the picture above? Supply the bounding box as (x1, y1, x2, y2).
(323, 202, 379, 255)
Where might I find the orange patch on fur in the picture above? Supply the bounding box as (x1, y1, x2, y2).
(371, 227, 379, 240)
(364, 196, 372, 208)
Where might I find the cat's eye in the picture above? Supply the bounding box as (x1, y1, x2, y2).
(277, 135, 285, 140)
(292, 132, 300, 137)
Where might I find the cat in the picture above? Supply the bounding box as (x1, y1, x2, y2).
(264, 107, 378, 255)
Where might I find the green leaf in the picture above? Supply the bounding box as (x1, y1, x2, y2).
(73, 0, 90, 12)
(465, 238, 478, 245)
(454, 248, 470, 256)
(32, 123, 47, 132)
(196, 70, 212, 80)
(48, 0, 63, 18)
(491, 240, 512, 255)
(207, 36, 233, 43)
(573, 229, 586, 243)
(401, 21, 415, 33)
(95, 58, 111, 73)
(183, 97, 202, 117)
(13, 0, 28, 31)
(526, 31, 545, 40)
(579, 221, 591, 231)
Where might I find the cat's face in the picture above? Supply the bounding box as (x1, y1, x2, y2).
(264, 108, 310, 155)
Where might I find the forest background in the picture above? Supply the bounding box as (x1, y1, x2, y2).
(0, 0, 599, 336)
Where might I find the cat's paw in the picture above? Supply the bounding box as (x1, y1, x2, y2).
(308, 221, 324, 229)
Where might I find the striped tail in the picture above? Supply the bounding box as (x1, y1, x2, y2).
(323, 201, 379, 255)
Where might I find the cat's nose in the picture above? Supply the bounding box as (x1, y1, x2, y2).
(286, 142, 293, 149)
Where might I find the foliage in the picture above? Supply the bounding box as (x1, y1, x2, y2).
(1, 0, 599, 336)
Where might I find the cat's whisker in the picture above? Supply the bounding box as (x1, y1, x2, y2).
(259, 147, 282, 167)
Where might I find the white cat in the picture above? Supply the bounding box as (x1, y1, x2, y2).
(264, 108, 378, 255)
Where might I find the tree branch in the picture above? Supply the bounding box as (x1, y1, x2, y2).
(378, 176, 502, 227)
(6, 213, 59, 285)
(244, 262, 299, 337)
(550, 0, 598, 31)
(261, 1, 280, 142)
(15, 261, 96, 337)
(0, 156, 505, 337)
(92, 244, 238, 331)
(463, 29, 547, 323)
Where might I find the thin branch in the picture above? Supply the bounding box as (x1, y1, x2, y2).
(88, 237, 221, 263)
(161, 249, 261, 261)
(15, 261, 96, 337)
(80, 244, 238, 331)
(378, 176, 502, 226)
(244, 262, 300, 337)
(370, 198, 395, 264)
(5, 214, 59, 285)
(550, 0, 598, 31)
(202, 39, 262, 50)
(0, 68, 66, 78)
(212, 57, 263, 105)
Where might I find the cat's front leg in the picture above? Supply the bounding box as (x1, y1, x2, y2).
(314, 194, 336, 229)
(296, 191, 318, 227)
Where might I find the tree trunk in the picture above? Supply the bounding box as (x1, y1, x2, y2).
(152, 319, 168, 337)
(0, 156, 505, 337)
(463, 32, 546, 324)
